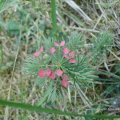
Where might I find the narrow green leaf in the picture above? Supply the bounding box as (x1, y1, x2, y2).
(51, 0, 57, 37)
(0, 99, 120, 119)
(0, 99, 79, 116)
(0, 43, 3, 64)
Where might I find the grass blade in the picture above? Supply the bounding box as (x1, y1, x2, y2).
(0, 99, 79, 116)
(0, 99, 120, 119)
(51, 0, 57, 37)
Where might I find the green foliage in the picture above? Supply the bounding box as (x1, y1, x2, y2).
(0, 42, 3, 64)
(23, 31, 113, 104)
(0, 0, 18, 13)
(67, 32, 85, 50)
(51, 0, 57, 37)
(6, 20, 20, 35)
(115, 65, 120, 74)
(0, 62, 13, 74)
(91, 32, 113, 64)
(22, 33, 99, 104)
(23, 55, 45, 75)
(98, 69, 120, 98)
(62, 55, 97, 88)
(0, 18, 5, 30)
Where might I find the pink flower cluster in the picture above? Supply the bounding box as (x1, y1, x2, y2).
(33, 47, 44, 57)
(38, 68, 69, 88)
(33, 41, 76, 64)
(63, 48, 76, 63)
(51, 41, 76, 63)
(33, 41, 77, 88)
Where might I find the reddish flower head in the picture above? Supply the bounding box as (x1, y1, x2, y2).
(45, 68, 52, 77)
(69, 51, 75, 58)
(61, 79, 69, 88)
(63, 54, 70, 59)
(55, 69, 63, 76)
(49, 71, 56, 80)
(69, 59, 76, 63)
(33, 51, 40, 57)
(39, 46, 44, 53)
(50, 47, 56, 54)
(60, 41, 65, 47)
(63, 48, 70, 55)
(54, 41, 65, 47)
(54, 42, 59, 47)
(62, 74, 69, 80)
(38, 69, 46, 78)
(33, 46, 44, 57)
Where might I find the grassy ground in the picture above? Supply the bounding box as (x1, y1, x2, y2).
(0, 0, 120, 120)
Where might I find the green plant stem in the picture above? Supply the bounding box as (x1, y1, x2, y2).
(0, 42, 3, 64)
(0, 99, 79, 116)
(1, 99, 120, 119)
(51, 0, 57, 37)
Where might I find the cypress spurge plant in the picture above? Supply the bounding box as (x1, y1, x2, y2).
(23, 33, 97, 104)
(23, 32, 113, 105)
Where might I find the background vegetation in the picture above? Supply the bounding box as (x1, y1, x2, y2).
(0, 0, 120, 120)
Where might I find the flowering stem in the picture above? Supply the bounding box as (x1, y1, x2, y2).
(51, 0, 57, 37)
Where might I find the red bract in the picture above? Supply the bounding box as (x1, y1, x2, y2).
(50, 47, 56, 54)
(49, 71, 56, 80)
(62, 74, 69, 80)
(60, 41, 65, 46)
(69, 59, 76, 63)
(61, 79, 69, 88)
(45, 68, 52, 76)
(55, 69, 63, 76)
(39, 46, 44, 53)
(38, 69, 46, 78)
(33, 46, 44, 57)
(33, 51, 40, 57)
(63, 48, 70, 55)
(54, 41, 65, 47)
(69, 51, 75, 58)
(54, 42, 59, 47)
(63, 54, 70, 59)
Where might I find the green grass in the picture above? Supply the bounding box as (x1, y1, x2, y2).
(1, 99, 120, 119)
